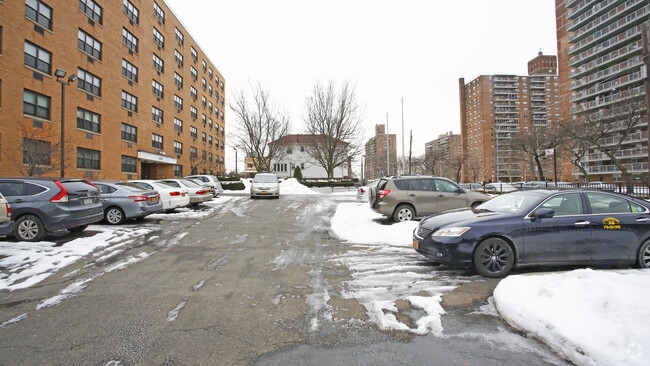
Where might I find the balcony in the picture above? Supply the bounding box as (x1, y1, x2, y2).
(567, 0, 621, 32)
(571, 85, 645, 114)
(570, 56, 643, 91)
(568, 0, 646, 43)
(580, 161, 649, 174)
(584, 147, 648, 162)
(567, 0, 598, 20)
(569, 34, 642, 69)
(570, 70, 645, 103)
(569, 8, 647, 57)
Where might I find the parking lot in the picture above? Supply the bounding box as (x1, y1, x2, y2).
(0, 192, 571, 365)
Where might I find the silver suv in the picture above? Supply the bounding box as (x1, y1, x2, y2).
(369, 176, 489, 222)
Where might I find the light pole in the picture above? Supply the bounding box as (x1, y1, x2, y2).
(233, 147, 238, 176)
(55, 69, 77, 179)
(361, 154, 365, 185)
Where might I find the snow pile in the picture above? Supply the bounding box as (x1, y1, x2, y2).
(330, 202, 417, 246)
(494, 269, 650, 366)
(280, 178, 320, 195)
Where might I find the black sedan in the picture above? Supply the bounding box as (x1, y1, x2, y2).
(413, 189, 650, 278)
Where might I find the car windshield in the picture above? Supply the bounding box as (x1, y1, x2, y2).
(475, 191, 545, 213)
(116, 182, 148, 191)
(180, 179, 200, 188)
(254, 175, 278, 183)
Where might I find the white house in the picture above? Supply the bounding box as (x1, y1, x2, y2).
(270, 135, 351, 179)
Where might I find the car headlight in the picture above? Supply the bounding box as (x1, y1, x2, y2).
(432, 227, 470, 237)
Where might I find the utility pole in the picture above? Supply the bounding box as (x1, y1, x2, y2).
(386, 113, 390, 176)
(408, 130, 412, 175)
(401, 97, 405, 174)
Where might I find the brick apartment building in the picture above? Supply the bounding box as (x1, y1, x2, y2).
(459, 52, 561, 183)
(0, 0, 226, 180)
(556, 0, 649, 183)
(364, 124, 397, 180)
(424, 131, 462, 179)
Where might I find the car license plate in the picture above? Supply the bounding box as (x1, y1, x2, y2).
(261, 191, 267, 194)
(151, 197, 157, 202)
(182, 193, 186, 196)
(413, 240, 419, 250)
(83, 198, 93, 205)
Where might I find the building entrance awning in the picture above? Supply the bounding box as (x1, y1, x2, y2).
(138, 151, 177, 165)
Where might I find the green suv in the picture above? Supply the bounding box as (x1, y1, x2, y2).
(369, 176, 489, 222)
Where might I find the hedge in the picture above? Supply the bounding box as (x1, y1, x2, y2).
(221, 181, 246, 191)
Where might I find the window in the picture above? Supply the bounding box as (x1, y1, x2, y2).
(208, 102, 213, 114)
(123, 0, 139, 24)
(21, 138, 51, 165)
(152, 133, 163, 149)
(25, 0, 52, 30)
(201, 96, 206, 107)
(174, 141, 182, 154)
(190, 126, 197, 139)
(77, 108, 100, 133)
(202, 60, 206, 72)
(209, 68, 213, 80)
(121, 91, 137, 112)
(191, 47, 197, 62)
(191, 66, 197, 81)
(24, 41, 51, 74)
(174, 50, 183, 67)
(174, 72, 183, 88)
(201, 114, 206, 125)
(201, 132, 206, 143)
(78, 29, 102, 60)
(190, 146, 197, 159)
(190, 86, 197, 100)
(79, 0, 102, 24)
(77, 147, 100, 169)
(0, 26, 3, 55)
(152, 79, 163, 98)
(153, 53, 164, 73)
(153, 27, 164, 49)
(208, 85, 213, 96)
(153, 1, 165, 24)
(208, 136, 213, 146)
(586, 193, 644, 214)
(121, 123, 137, 142)
(23, 89, 50, 120)
(174, 118, 183, 132)
(121, 155, 137, 173)
(174, 95, 183, 110)
(122, 28, 138, 53)
(175, 27, 184, 45)
(202, 150, 206, 161)
(202, 78, 206, 90)
(152, 106, 163, 123)
(122, 59, 138, 82)
(174, 165, 182, 177)
(208, 119, 213, 129)
(190, 106, 197, 119)
(77, 68, 101, 97)
(536, 193, 584, 216)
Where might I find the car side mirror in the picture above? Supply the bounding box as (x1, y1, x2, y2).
(249, 179, 253, 183)
(533, 208, 555, 219)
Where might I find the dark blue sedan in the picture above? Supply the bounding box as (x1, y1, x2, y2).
(413, 189, 650, 278)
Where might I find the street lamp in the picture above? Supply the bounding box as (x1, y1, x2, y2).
(233, 147, 238, 176)
(361, 154, 365, 185)
(55, 68, 77, 178)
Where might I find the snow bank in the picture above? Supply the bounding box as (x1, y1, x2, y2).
(494, 269, 650, 366)
(330, 202, 417, 246)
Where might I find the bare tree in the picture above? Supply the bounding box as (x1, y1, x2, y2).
(511, 125, 563, 181)
(11, 118, 64, 176)
(446, 153, 467, 183)
(464, 156, 482, 183)
(229, 83, 290, 173)
(561, 134, 591, 183)
(559, 99, 646, 193)
(303, 80, 365, 178)
(423, 148, 445, 175)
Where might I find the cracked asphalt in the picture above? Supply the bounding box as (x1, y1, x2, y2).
(0, 194, 569, 365)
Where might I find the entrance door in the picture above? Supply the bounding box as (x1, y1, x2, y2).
(141, 163, 151, 179)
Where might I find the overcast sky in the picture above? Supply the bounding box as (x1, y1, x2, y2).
(165, 0, 558, 173)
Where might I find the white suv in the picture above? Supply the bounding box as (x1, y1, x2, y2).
(185, 175, 223, 197)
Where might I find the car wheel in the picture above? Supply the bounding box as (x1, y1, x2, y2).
(68, 225, 88, 232)
(14, 215, 45, 242)
(473, 238, 514, 278)
(392, 205, 414, 222)
(637, 240, 650, 269)
(105, 206, 125, 225)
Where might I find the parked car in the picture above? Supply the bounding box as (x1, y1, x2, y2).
(585, 181, 616, 192)
(369, 176, 489, 222)
(185, 175, 223, 197)
(413, 189, 650, 277)
(483, 182, 518, 193)
(356, 179, 379, 202)
(92, 181, 163, 225)
(0, 192, 15, 237)
(159, 179, 213, 205)
(129, 180, 190, 211)
(250, 173, 281, 199)
(184, 177, 215, 197)
(0, 178, 103, 241)
(459, 183, 483, 191)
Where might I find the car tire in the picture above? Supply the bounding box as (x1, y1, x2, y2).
(14, 214, 45, 242)
(105, 206, 125, 225)
(637, 240, 650, 269)
(68, 225, 88, 232)
(393, 205, 415, 222)
(473, 238, 514, 278)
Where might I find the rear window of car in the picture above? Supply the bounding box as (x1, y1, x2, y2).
(117, 182, 148, 191)
(61, 180, 98, 193)
(26, 183, 47, 196)
(393, 180, 409, 190)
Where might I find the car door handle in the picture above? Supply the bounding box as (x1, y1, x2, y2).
(636, 218, 650, 222)
(13, 199, 25, 203)
(409, 194, 416, 197)
(574, 221, 591, 227)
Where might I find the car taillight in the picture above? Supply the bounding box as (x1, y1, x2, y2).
(50, 181, 70, 203)
(5, 203, 10, 218)
(379, 190, 391, 200)
(129, 195, 148, 202)
(169, 191, 181, 196)
(360, 188, 366, 193)
(196, 190, 210, 195)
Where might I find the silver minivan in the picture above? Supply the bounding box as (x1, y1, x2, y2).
(369, 176, 489, 222)
(250, 173, 281, 199)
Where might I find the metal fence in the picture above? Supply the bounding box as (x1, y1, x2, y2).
(482, 182, 650, 198)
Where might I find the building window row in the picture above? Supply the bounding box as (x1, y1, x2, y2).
(79, 0, 103, 25)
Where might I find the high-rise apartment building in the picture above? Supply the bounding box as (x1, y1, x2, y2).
(364, 124, 397, 180)
(556, 0, 649, 183)
(424, 131, 461, 178)
(0, 0, 226, 179)
(459, 53, 561, 183)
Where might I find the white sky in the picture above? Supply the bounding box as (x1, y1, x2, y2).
(164, 0, 559, 173)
